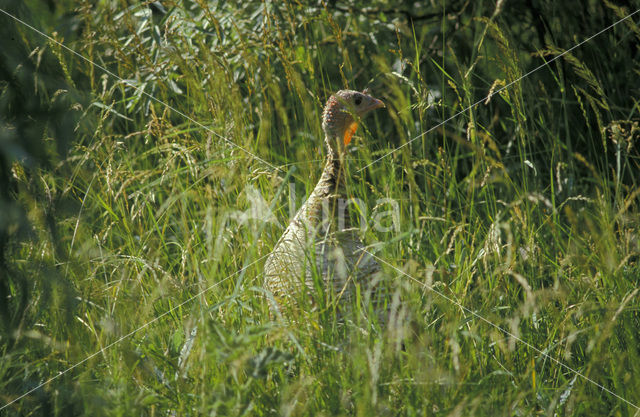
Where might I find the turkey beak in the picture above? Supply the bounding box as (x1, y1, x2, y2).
(369, 98, 385, 111)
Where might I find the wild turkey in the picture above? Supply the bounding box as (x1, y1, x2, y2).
(264, 89, 385, 319)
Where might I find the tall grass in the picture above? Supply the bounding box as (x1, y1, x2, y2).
(1, 0, 639, 415)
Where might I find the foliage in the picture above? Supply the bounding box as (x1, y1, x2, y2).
(1, 0, 639, 415)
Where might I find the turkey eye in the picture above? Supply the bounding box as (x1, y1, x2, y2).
(354, 97, 362, 106)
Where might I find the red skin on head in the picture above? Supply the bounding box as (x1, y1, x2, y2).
(322, 89, 383, 147)
(322, 95, 358, 146)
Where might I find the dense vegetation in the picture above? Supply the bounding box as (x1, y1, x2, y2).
(1, 0, 639, 415)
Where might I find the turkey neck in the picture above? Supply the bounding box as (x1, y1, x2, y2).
(318, 134, 347, 198)
(298, 134, 348, 227)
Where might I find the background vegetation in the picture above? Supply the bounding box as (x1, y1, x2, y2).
(1, 0, 639, 415)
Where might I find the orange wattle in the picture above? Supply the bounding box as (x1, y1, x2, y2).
(343, 122, 359, 146)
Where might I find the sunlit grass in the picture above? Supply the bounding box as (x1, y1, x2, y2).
(2, 0, 639, 416)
